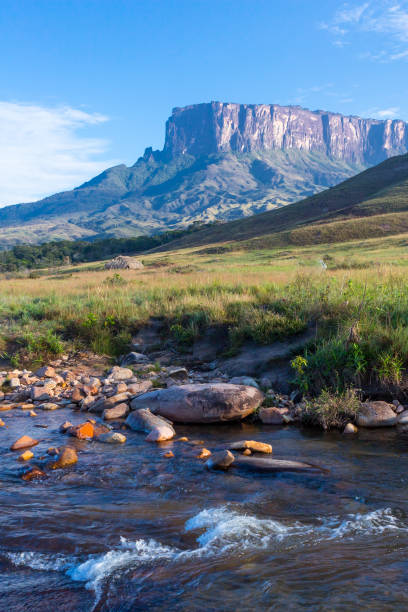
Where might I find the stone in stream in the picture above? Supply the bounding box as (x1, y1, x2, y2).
(103, 403, 129, 420)
(0, 418, 4, 426)
(59, 421, 73, 433)
(18, 450, 34, 461)
(357, 401, 398, 427)
(130, 384, 264, 423)
(97, 432, 127, 444)
(39, 402, 60, 411)
(21, 467, 47, 481)
(48, 446, 78, 469)
(10, 435, 39, 451)
(229, 440, 272, 454)
(205, 449, 235, 470)
(68, 422, 94, 439)
(88, 392, 130, 414)
(343, 423, 358, 434)
(233, 455, 323, 473)
(397, 411, 408, 425)
(258, 407, 285, 425)
(197, 448, 211, 459)
(125, 408, 175, 442)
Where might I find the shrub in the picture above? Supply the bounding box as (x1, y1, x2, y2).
(300, 388, 360, 430)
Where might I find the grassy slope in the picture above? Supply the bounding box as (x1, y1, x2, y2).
(3, 232, 408, 397)
(155, 153, 408, 251)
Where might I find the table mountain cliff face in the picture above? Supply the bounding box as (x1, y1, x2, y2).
(1, 102, 407, 247)
(164, 102, 408, 164)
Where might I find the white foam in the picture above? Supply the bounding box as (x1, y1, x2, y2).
(184, 506, 311, 553)
(5, 550, 72, 572)
(5, 506, 407, 600)
(67, 536, 178, 595)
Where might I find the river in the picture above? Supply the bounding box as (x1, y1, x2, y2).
(1, 407, 408, 611)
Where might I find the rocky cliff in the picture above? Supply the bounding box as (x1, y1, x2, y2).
(1, 102, 408, 248)
(164, 102, 408, 165)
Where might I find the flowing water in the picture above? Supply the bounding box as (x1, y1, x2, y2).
(1, 407, 408, 611)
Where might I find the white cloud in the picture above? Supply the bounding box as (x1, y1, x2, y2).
(321, 1, 408, 60)
(0, 102, 118, 207)
(363, 106, 401, 118)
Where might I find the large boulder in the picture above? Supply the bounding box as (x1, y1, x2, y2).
(357, 401, 398, 427)
(126, 408, 175, 442)
(130, 384, 264, 423)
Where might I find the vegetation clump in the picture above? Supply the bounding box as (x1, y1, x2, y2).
(300, 388, 361, 430)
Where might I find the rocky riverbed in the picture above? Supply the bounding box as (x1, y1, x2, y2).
(2, 352, 408, 610)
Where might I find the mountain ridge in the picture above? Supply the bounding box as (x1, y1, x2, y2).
(0, 102, 407, 248)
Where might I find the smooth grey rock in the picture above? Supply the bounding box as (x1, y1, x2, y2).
(130, 383, 264, 423)
(398, 410, 408, 425)
(234, 456, 322, 473)
(88, 392, 130, 414)
(357, 401, 398, 427)
(103, 402, 129, 420)
(206, 450, 235, 470)
(126, 408, 175, 442)
(97, 432, 126, 444)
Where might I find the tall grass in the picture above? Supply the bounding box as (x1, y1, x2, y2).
(1, 254, 408, 395)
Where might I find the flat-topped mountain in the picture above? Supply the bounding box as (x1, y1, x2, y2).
(1, 102, 407, 248)
(164, 102, 408, 164)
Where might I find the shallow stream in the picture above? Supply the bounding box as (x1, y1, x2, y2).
(1, 408, 408, 611)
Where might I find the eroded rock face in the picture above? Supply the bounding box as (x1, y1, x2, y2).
(130, 384, 264, 423)
(357, 401, 398, 427)
(125, 409, 175, 442)
(165, 102, 408, 165)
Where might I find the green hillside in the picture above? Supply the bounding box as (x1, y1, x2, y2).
(156, 153, 408, 251)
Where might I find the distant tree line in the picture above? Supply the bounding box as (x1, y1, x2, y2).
(0, 224, 210, 271)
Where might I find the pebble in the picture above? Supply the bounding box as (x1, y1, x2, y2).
(10, 435, 39, 451)
(197, 448, 211, 459)
(18, 450, 34, 461)
(164, 451, 174, 458)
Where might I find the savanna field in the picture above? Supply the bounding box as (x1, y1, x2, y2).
(3, 231, 408, 405)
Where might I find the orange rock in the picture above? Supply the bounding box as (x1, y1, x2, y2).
(197, 448, 211, 459)
(21, 467, 46, 481)
(20, 403, 35, 411)
(49, 446, 78, 469)
(10, 435, 39, 451)
(0, 418, 4, 426)
(243, 449, 252, 456)
(177, 436, 189, 442)
(164, 451, 174, 458)
(68, 422, 94, 439)
(18, 450, 34, 461)
(29, 410, 37, 417)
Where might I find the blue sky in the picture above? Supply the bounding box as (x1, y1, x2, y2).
(1, 0, 408, 205)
